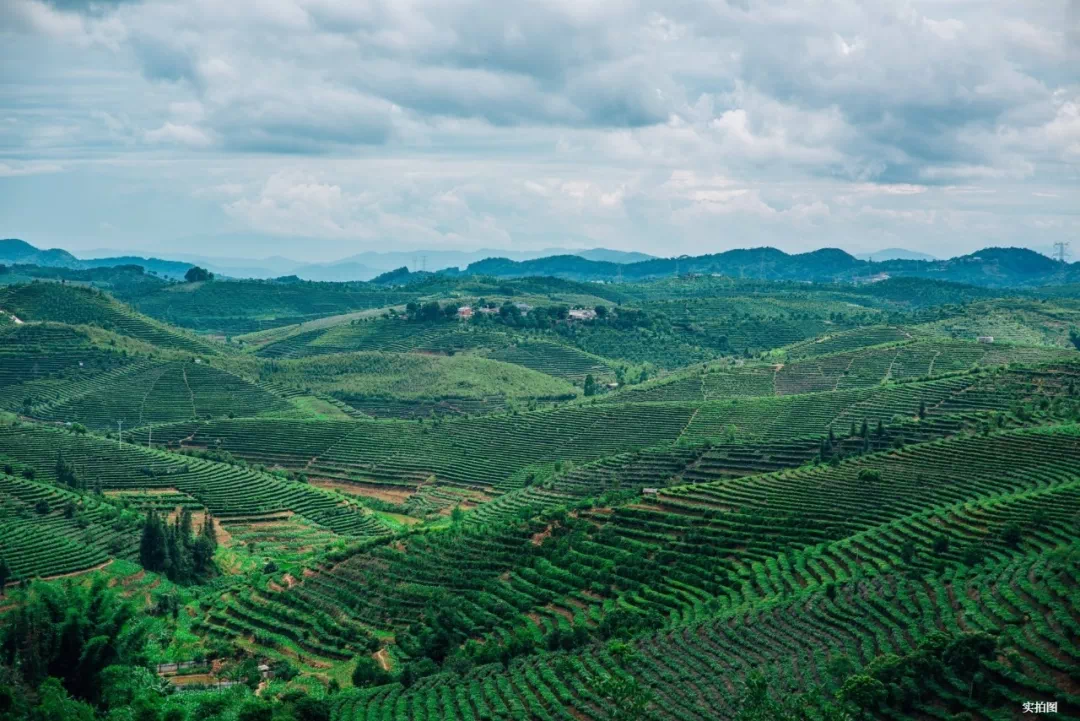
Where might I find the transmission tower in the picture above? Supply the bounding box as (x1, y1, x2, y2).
(1053, 241, 1070, 264)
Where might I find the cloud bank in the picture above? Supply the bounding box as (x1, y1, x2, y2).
(1, 0, 1078, 259)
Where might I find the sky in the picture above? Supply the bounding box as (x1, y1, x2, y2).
(1, 0, 1079, 263)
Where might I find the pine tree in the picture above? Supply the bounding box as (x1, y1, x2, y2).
(849, 421, 856, 437)
(0, 556, 9, 596)
(584, 374, 597, 397)
(860, 418, 869, 438)
(876, 419, 885, 437)
(918, 400, 927, 419)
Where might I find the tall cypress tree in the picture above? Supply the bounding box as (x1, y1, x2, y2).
(139, 510, 169, 572)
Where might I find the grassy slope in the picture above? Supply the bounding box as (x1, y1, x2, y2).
(260, 351, 579, 400)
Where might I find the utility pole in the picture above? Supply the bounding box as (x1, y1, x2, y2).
(148, 425, 152, 450)
(1053, 241, 1070, 264)
(420, 255, 427, 272)
(116, 420, 123, 449)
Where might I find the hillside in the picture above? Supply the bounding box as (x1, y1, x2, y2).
(0, 282, 217, 353)
(0, 262, 1077, 721)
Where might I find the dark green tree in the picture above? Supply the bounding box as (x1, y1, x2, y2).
(0, 557, 9, 597)
(837, 674, 886, 714)
(139, 510, 169, 573)
(184, 266, 212, 283)
(0, 579, 148, 701)
(55, 450, 78, 488)
(584, 374, 598, 397)
(351, 655, 392, 688)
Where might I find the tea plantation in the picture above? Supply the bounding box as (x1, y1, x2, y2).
(1, 270, 1078, 720)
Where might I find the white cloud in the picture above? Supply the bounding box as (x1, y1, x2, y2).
(143, 123, 214, 148)
(0, 162, 64, 177)
(1, 0, 1078, 256)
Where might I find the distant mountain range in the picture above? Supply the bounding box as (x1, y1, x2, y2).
(456, 246, 1074, 288)
(855, 248, 937, 262)
(2, 238, 1075, 288)
(0, 239, 195, 279)
(2, 239, 654, 281)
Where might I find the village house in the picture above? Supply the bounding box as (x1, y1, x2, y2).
(456, 305, 474, 320)
(569, 308, 597, 320)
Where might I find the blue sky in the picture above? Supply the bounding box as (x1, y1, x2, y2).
(1, 0, 1078, 262)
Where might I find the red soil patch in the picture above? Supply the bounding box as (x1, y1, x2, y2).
(531, 524, 554, 546)
(311, 479, 415, 504)
(168, 674, 217, 686)
(546, 603, 575, 622)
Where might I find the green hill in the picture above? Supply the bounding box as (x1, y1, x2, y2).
(0, 282, 216, 354)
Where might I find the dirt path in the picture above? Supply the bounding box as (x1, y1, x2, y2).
(927, 350, 941, 376)
(182, 366, 198, 419)
(374, 648, 392, 672)
(675, 405, 703, 444)
(883, 347, 902, 382)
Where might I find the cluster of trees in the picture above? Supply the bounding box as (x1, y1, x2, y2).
(402, 300, 456, 322)
(139, 508, 217, 585)
(819, 419, 890, 462)
(401, 297, 626, 332)
(731, 630, 1000, 720)
(0, 581, 332, 721)
(0, 579, 150, 718)
(182, 266, 213, 283)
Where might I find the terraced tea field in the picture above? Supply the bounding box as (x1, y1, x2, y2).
(606, 337, 1077, 404)
(1, 272, 1078, 720)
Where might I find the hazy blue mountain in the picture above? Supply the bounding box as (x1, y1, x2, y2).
(293, 247, 648, 280)
(0, 238, 82, 268)
(855, 248, 937, 262)
(575, 248, 656, 263)
(4, 239, 1075, 288)
(81, 255, 194, 279)
(461, 246, 1077, 287)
